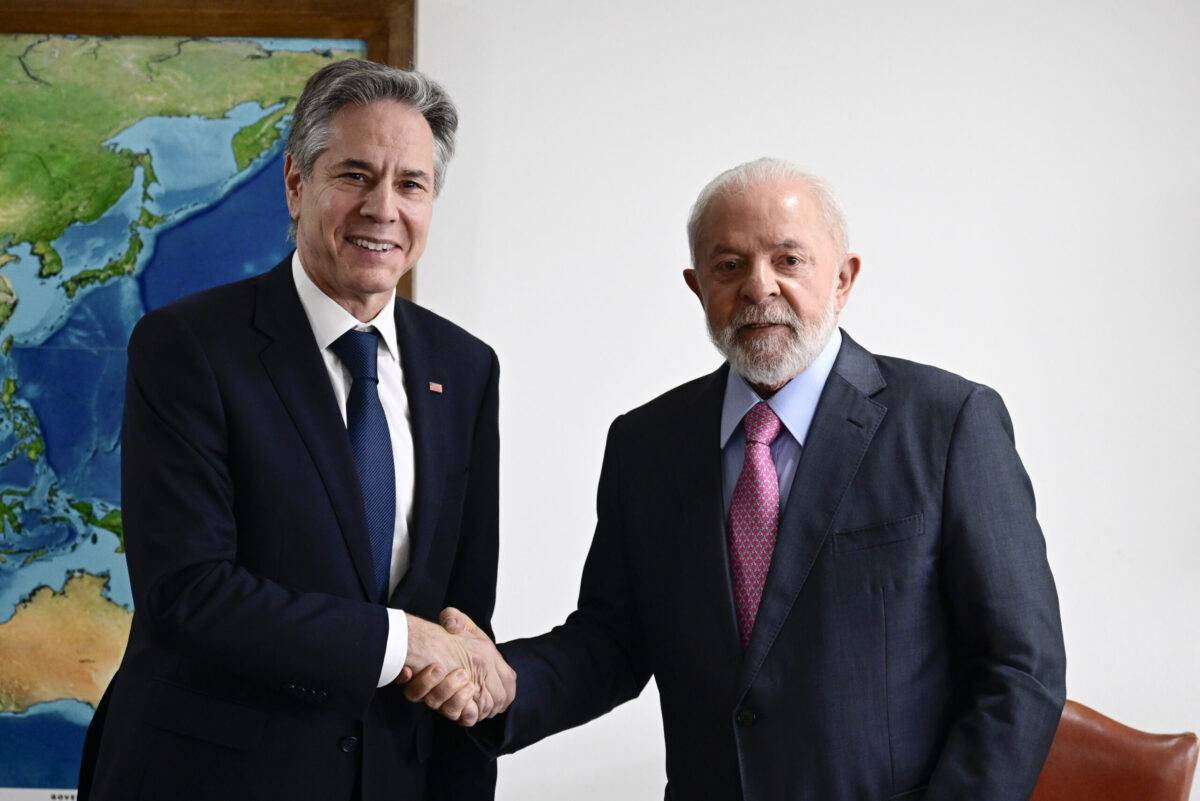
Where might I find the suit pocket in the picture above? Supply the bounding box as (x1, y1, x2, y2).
(142, 677, 266, 751)
(888, 786, 927, 800)
(834, 514, 924, 553)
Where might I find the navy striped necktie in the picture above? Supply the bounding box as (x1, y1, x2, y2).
(331, 328, 395, 603)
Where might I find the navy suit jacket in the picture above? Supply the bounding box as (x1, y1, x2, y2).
(486, 331, 1066, 801)
(79, 257, 499, 801)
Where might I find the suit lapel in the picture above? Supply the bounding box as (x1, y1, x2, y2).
(389, 298, 446, 608)
(672, 365, 745, 669)
(737, 332, 887, 695)
(253, 260, 377, 600)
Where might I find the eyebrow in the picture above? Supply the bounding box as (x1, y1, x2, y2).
(330, 158, 375, 173)
(707, 242, 740, 258)
(775, 239, 812, 253)
(399, 168, 431, 181)
(706, 239, 812, 257)
(328, 159, 431, 182)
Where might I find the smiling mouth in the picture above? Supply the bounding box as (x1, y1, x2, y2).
(348, 237, 399, 253)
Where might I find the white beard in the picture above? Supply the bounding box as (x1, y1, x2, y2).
(707, 290, 838, 389)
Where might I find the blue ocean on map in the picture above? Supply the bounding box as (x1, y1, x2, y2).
(107, 101, 282, 211)
(0, 701, 91, 787)
(1, 102, 293, 791)
(11, 280, 138, 505)
(140, 147, 291, 310)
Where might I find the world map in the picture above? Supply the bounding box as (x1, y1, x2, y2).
(0, 34, 363, 794)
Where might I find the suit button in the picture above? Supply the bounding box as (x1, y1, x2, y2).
(736, 707, 757, 727)
(339, 736, 360, 753)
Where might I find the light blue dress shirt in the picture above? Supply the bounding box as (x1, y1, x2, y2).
(720, 328, 843, 517)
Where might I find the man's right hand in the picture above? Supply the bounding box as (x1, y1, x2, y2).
(401, 608, 516, 726)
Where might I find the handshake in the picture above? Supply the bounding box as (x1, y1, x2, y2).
(400, 608, 516, 727)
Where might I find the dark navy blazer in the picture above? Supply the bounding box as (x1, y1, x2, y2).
(488, 331, 1066, 801)
(79, 257, 500, 801)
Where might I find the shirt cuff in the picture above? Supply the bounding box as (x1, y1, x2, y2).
(377, 607, 409, 687)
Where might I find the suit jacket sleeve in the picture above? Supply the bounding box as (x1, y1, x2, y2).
(121, 308, 388, 719)
(474, 415, 654, 755)
(426, 348, 501, 800)
(924, 385, 1067, 800)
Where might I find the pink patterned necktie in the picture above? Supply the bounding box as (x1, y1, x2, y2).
(728, 401, 783, 648)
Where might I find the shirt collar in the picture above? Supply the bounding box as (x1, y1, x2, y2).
(291, 251, 400, 363)
(720, 328, 843, 448)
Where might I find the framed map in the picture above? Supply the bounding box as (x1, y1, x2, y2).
(0, 11, 408, 795)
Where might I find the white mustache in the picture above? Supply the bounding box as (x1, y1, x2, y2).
(730, 304, 800, 330)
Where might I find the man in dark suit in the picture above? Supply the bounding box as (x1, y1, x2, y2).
(409, 159, 1066, 800)
(78, 59, 514, 801)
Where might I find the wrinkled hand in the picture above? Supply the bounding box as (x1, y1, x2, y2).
(398, 608, 516, 727)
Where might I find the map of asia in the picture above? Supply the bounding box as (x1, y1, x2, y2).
(0, 34, 364, 795)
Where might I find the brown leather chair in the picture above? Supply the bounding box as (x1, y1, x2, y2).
(1031, 700, 1199, 801)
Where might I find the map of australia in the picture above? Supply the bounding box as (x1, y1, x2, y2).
(0, 34, 363, 792)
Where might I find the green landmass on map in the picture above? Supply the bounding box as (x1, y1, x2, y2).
(0, 34, 356, 275)
(137, 207, 164, 229)
(0, 274, 14, 327)
(0, 375, 44, 463)
(63, 226, 142, 298)
(32, 239, 61, 277)
(68, 500, 124, 552)
(0, 486, 28, 533)
(232, 104, 291, 171)
(134, 151, 157, 201)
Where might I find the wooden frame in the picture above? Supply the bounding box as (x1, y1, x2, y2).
(3, 0, 418, 298)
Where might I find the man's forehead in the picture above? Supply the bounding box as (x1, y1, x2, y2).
(700, 182, 824, 246)
(318, 101, 434, 167)
(716, 179, 819, 216)
(328, 101, 432, 143)
(331, 97, 425, 122)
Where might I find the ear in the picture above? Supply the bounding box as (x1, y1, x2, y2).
(834, 253, 861, 312)
(683, 267, 704, 305)
(283, 152, 303, 221)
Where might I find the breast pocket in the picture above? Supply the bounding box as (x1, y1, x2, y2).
(833, 513, 925, 553)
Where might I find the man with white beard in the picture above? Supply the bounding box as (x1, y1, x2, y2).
(407, 159, 1067, 801)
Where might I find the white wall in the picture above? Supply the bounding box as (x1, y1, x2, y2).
(416, 1, 1200, 797)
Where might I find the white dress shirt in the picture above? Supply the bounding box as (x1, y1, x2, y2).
(291, 252, 411, 686)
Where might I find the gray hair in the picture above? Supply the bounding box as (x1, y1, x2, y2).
(686, 158, 848, 263)
(285, 58, 458, 195)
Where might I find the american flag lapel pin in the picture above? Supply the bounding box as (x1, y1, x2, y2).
(428, 381, 443, 394)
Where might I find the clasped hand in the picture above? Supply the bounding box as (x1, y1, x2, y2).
(399, 608, 516, 727)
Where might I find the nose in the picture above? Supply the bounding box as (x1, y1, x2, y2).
(739, 257, 780, 305)
(359, 180, 400, 223)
